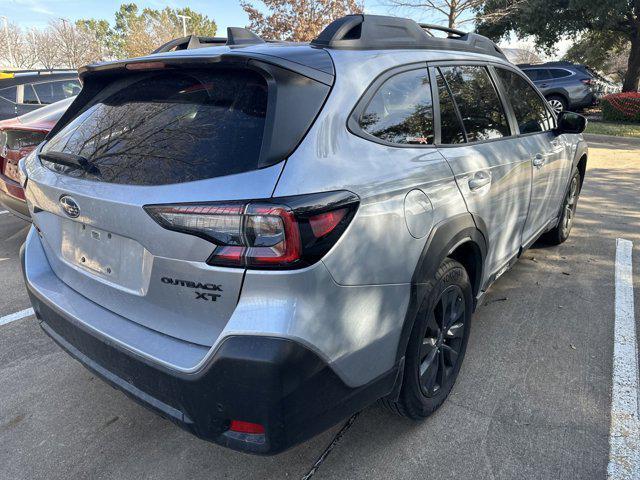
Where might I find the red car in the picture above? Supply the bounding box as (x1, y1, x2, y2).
(0, 96, 74, 220)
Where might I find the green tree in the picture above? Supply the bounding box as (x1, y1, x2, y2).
(76, 18, 119, 58)
(80, 3, 218, 58)
(476, 0, 640, 91)
(564, 32, 629, 83)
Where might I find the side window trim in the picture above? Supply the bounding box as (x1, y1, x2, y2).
(431, 65, 469, 144)
(487, 65, 519, 137)
(428, 66, 442, 145)
(347, 62, 436, 149)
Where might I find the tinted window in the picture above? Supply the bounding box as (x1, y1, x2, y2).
(550, 68, 572, 79)
(523, 69, 551, 82)
(0, 86, 16, 102)
(436, 72, 466, 144)
(360, 68, 434, 145)
(496, 68, 554, 134)
(439, 66, 510, 142)
(33, 80, 81, 104)
(42, 69, 268, 186)
(22, 84, 39, 105)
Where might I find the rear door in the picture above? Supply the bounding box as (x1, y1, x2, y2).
(493, 67, 570, 243)
(433, 64, 532, 283)
(25, 63, 329, 348)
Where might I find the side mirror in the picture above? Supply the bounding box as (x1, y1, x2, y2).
(556, 111, 587, 134)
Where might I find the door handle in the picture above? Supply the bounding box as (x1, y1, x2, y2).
(539, 83, 549, 88)
(468, 171, 491, 191)
(533, 153, 545, 168)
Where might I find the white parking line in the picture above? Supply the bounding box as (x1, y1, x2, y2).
(0, 308, 34, 327)
(608, 238, 639, 479)
(0, 210, 9, 215)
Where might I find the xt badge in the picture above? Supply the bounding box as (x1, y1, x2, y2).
(195, 292, 221, 302)
(161, 277, 222, 302)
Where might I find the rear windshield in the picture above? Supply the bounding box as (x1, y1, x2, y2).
(41, 69, 268, 186)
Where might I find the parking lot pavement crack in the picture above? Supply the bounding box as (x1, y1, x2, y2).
(300, 412, 360, 480)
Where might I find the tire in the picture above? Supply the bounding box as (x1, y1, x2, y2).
(383, 258, 473, 419)
(543, 169, 582, 245)
(547, 95, 568, 115)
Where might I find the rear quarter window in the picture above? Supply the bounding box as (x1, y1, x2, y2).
(41, 69, 269, 186)
(359, 68, 434, 145)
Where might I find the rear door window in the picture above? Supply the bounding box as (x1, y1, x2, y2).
(524, 69, 552, 82)
(33, 80, 81, 104)
(495, 68, 554, 134)
(22, 84, 40, 105)
(550, 68, 572, 79)
(41, 69, 269, 186)
(438, 66, 511, 142)
(359, 68, 434, 145)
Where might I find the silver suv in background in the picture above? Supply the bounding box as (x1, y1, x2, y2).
(20, 15, 588, 454)
(518, 61, 597, 114)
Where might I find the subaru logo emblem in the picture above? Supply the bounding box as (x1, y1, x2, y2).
(59, 195, 80, 218)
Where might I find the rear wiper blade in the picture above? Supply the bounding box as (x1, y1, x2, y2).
(39, 151, 100, 175)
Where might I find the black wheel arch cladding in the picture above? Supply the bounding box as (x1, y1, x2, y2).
(394, 213, 486, 367)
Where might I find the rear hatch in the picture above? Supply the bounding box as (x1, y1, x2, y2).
(24, 52, 332, 347)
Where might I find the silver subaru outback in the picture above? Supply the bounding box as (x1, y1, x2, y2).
(20, 14, 587, 455)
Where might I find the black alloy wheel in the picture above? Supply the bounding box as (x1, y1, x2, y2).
(419, 285, 466, 397)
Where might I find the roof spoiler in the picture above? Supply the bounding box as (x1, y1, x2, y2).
(152, 27, 265, 54)
(311, 14, 507, 60)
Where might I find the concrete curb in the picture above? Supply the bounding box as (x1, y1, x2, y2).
(584, 133, 640, 147)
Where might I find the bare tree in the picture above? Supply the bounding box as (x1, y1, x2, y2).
(32, 27, 62, 69)
(50, 19, 104, 68)
(384, 0, 485, 28)
(240, 0, 364, 42)
(512, 45, 542, 64)
(0, 22, 37, 69)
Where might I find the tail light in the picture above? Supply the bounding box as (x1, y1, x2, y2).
(1, 129, 46, 182)
(145, 191, 359, 269)
(229, 420, 265, 435)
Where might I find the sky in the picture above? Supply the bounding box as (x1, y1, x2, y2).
(1, 0, 569, 58)
(2, 0, 390, 31)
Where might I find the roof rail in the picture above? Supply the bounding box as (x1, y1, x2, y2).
(419, 23, 466, 38)
(152, 27, 266, 54)
(311, 14, 507, 60)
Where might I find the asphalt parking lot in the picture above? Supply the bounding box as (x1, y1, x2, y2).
(0, 135, 638, 480)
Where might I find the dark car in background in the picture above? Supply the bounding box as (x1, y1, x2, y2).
(518, 61, 597, 114)
(0, 96, 74, 220)
(0, 70, 80, 120)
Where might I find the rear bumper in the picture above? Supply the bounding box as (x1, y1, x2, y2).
(571, 91, 597, 109)
(21, 239, 400, 455)
(0, 173, 30, 221)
